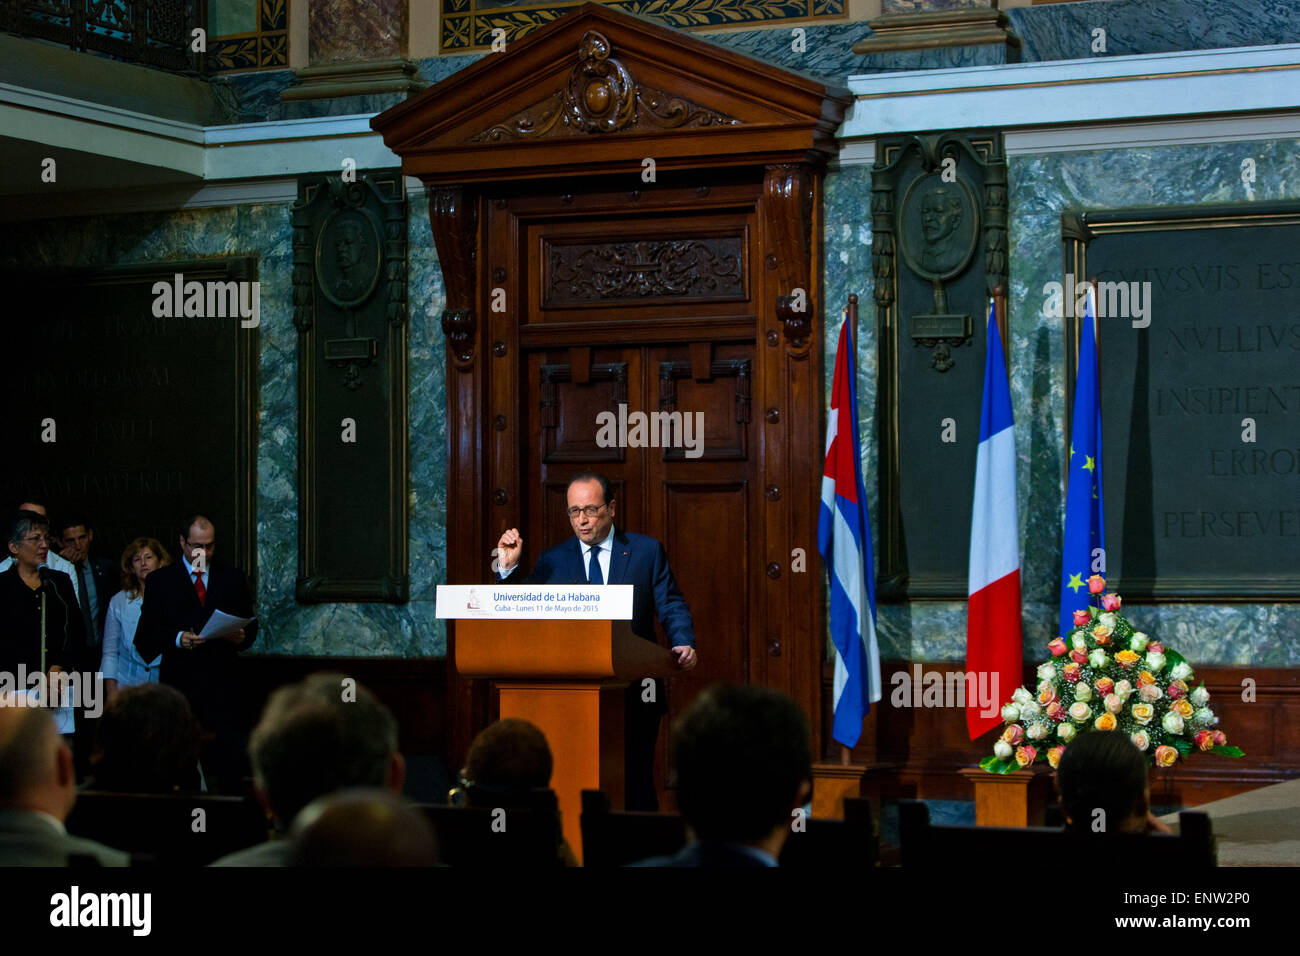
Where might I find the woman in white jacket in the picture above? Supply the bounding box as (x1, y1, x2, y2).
(101, 537, 171, 701)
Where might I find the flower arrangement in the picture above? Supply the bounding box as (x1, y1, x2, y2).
(981, 576, 1244, 773)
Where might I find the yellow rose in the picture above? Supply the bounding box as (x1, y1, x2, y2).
(1137, 670, 1157, 686)
(1093, 712, 1117, 731)
(1154, 745, 1179, 767)
(1131, 702, 1155, 725)
(1172, 698, 1194, 718)
(1116, 650, 1140, 669)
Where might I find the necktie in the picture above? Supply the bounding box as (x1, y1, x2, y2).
(587, 545, 603, 585)
(193, 570, 207, 606)
(77, 563, 95, 643)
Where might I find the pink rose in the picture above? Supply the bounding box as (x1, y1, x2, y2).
(1038, 684, 1058, 705)
(1072, 609, 1091, 627)
(1048, 637, 1068, 657)
(1046, 701, 1067, 723)
(1063, 663, 1082, 683)
(1101, 593, 1122, 611)
(1147, 642, 1164, 654)
(1094, 677, 1115, 696)
(1212, 730, 1228, 747)
(1070, 648, 1089, 666)
(1015, 745, 1038, 768)
(1047, 745, 1066, 769)
(1001, 724, 1024, 746)
(1087, 575, 1106, 594)
(1195, 729, 1216, 752)
(1167, 679, 1188, 698)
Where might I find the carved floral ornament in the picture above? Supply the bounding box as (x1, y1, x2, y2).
(468, 31, 741, 143)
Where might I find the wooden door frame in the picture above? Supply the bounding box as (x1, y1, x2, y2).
(374, 2, 848, 768)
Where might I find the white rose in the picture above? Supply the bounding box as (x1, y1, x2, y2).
(1145, 651, 1167, 673)
(1130, 632, 1149, 653)
(1019, 700, 1042, 719)
(1190, 686, 1210, 707)
(1114, 679, 1134, 701)
(1139, 683, 1162, 702)
(1089, 648, 1108, 669)
(1058, 722, 1077, 741)
(1104, 693, 1123, 714)
(1012, 687, 1033, 706)
(1026, 722, 1048, 741)
(1192, 707, 1217, 728)
(1001, 703, 1021, 724)
(1162, 711, 1185, 734)
(1037, 662, 1056, 681)
(993, 739, 1014, 761)
(1170, 662, 1193, 681)
(1099, 612, 1118, 631)
(1071, 633, 1088, 650)
(1068, 702, 1091, 723)
(1130, 731, 1151, 752)
(1073, 683, 1092, 702)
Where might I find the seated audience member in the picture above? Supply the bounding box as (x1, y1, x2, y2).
(450, 717, 578, 866)
(86, 684, 201, 794)
(1055, 730, 1171, 835)
(209, 673, 404, 866)
(633, 684, 812, 867)
(0, 696, 128, 865)
(288, 788, 439, 867)
(101, 538, 171, 700)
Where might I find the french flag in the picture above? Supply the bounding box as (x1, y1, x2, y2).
(819, 319, 882, 749)
(966, 302, 1023, 740)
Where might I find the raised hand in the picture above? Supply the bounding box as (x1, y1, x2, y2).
(495, 528, 523, 574)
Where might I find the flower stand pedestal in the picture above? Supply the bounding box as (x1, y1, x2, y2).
(959, 765, 1054, 827)
(811, 761, 895, 820)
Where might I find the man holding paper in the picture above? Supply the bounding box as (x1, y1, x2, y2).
(495, 472, 697, 811)
(136, 514, 257, 793)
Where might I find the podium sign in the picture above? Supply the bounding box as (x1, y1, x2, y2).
(436, 584, 633, 620)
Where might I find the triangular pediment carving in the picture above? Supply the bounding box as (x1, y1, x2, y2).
(373, 3, 848, 184)
(467, 31, 742, 144)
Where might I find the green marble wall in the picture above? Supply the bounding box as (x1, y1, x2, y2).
(821, 136, 1300, 668)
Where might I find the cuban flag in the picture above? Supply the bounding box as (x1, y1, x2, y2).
(966, 302, 1022, 740)
(1059, 286, 1105, 635)
(819, 318, 882, 750)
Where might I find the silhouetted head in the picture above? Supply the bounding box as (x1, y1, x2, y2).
(672, 684, 812, 846)
(91, 683, 200, 793)
(288, 788, 438, 867)
(1056, 731, 1150, 834)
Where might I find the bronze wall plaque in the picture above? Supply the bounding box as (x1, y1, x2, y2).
(293, 172, 409, 603)
(872, 130, 1008, 600)
(1063, 201, 1300, 600)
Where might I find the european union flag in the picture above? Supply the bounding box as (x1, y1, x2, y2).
(1060, 290, 1105, 635)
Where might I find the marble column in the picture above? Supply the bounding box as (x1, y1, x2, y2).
(281, 0, 423, 101)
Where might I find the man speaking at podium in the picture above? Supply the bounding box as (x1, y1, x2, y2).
(495, 472, 697, 811)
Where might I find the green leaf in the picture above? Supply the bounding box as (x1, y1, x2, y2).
(1172, 738, 1193, 756)
(979, 755, 1021, 774)
(1164, 648, 1188, 669)
(1211, 745, 1245, 758)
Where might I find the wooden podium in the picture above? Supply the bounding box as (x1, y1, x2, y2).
(455, 618, 677, 863)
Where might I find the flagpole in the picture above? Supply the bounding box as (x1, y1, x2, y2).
(842, 293, 859, 768)
(993, 284, 1009, 366)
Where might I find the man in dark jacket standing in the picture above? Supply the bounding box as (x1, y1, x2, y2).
(136, 514, 256, 794)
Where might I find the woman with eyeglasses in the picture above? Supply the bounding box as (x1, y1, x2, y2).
(0, 510, 80, 704)
(101, 537, 172, 702)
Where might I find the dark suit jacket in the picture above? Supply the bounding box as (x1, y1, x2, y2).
(503, 529, 695, 650)
(0, 565, 80, 675)
(134, 559, 257, 711)
(82, 555, 119, 644)
(0, 809, 129, 866)
(629, 841, 777, 868)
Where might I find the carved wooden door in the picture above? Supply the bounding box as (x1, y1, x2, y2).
(490, 179, 762, 792)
